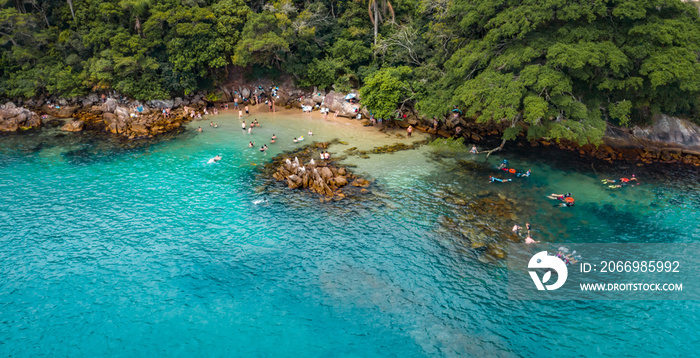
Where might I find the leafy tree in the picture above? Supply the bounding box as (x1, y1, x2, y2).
(360, 65, 413, 119)
(418, 0, 700, 152)
(232, 11, 290, 68)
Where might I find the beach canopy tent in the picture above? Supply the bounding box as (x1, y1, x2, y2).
(345, 93, 358, 101)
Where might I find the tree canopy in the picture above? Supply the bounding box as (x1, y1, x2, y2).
(2, 0, 700, 144)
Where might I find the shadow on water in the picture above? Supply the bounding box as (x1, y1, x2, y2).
(0, 125, 192, 166)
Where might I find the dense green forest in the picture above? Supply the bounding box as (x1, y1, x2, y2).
(2, 0, 700, 143)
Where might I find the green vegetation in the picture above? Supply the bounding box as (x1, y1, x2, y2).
(2, 0, 700, 145)
(429, 137, 470, 157)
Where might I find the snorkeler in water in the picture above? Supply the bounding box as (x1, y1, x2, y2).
(489, 176, 512, 183)
(517, 169, 531, 177)
(547, 193, 571, 200)
(556, 249, 580, 265)
(497, 159, 508, 170)
(603, 175, 638, 185)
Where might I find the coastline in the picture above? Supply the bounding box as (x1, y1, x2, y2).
(3, 90, 700, 167)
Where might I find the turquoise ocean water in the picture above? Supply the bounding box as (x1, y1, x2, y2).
(1, 111, 698, 357)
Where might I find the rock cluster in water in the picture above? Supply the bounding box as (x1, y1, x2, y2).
(264, 142, 371, 202)
(343, 140, 429, 159)
(436, 189, 527, 262)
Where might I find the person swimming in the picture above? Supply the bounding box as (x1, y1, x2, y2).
(562, 197, 575, 207)
(512, 224, 521, 234)
(517, 169, 531, 177)
(556, 250, 579, 265)
(252, 198, 268, 205)
(547, 193, 571, 200)
(498, 159, 508, 169)
(489, 176, 512, 183)
(249, 141, 254, 148)
(207, 155, 222, 164)
(197, 126, 203, 132)
(293, 137, 298, 143)
(470, 145, 479, 154)
(525, 236, 540, 244)
(603, 175, 638, 185)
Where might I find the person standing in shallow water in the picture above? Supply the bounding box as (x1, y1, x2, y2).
(407, 125, 414, 137)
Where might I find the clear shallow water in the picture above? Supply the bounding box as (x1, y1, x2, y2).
(1, 111, 699, 357)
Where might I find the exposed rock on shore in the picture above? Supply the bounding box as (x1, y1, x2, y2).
(61, 120, 85, 132)
(67, 99, 200, 139)
(41, 104, 80, 118)
(261, 142, 372, 202)
(0, 103, 41, 132)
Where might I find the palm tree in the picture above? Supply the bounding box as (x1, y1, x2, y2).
(367, 0, 394, 46)
(119, 0, 151, 37)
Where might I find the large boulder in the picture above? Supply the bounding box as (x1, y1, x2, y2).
(102, 98, 117, 113)
(61, 120, 85, 132)
(334, 176, 348, 186)
(129, 124, 149, 136)
(103, 107, 129, 134)
(276, 89, 290, 105)
(287, 174, 302, 189)
(0, 105, 41, 131)
(147, 99, 174, 109)
(323, 91, 361, 118)
(41, 104, 80, 118)
(114, 106, 130, 122)
(320, 166, 333, 180)
(351, 178, 370, 188)
(241, 87, 251, 99)
(311, 90, 325, 104)
(605, 114, 700, 151)
(89, 105, 104, 116)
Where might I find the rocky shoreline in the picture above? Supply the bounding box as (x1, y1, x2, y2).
(2, 81, 700, 166)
